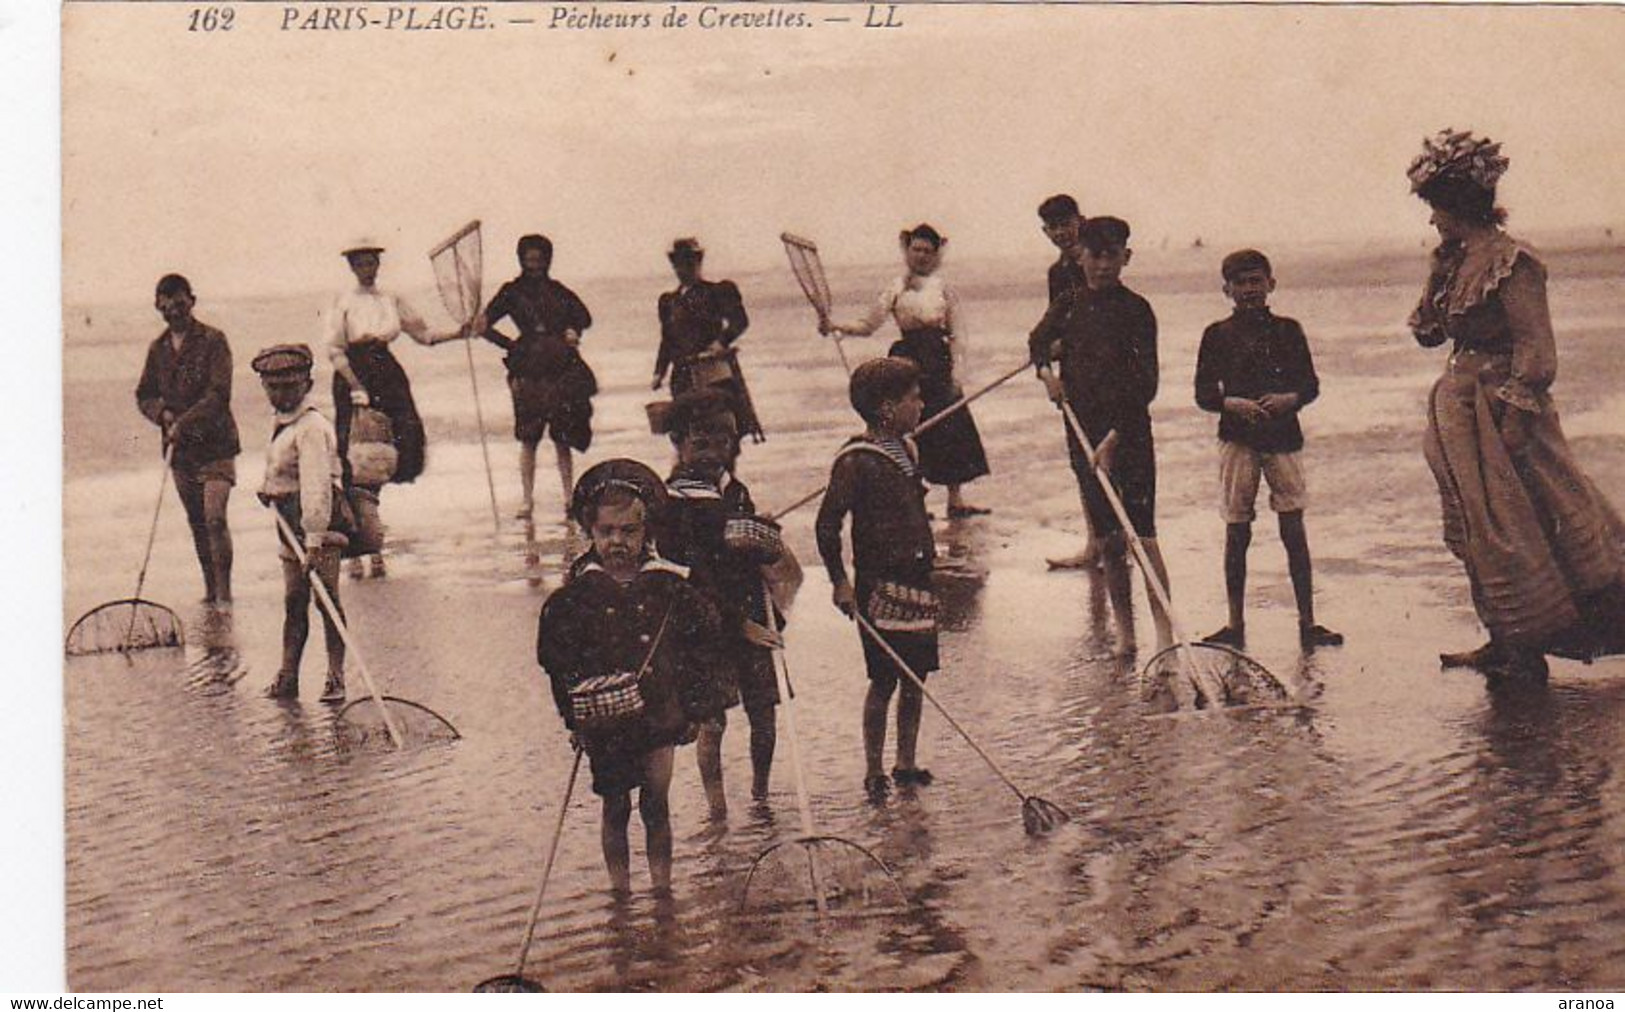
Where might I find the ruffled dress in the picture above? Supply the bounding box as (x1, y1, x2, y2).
(1412, 231, 1625, 658)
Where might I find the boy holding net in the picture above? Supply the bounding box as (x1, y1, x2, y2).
(815, 358, 938, 802)
(1194, 249, 1343, 652)
(253, 344, 349, 702)
(537, 460, 727, 897)
(1028, 216, 1173, 656)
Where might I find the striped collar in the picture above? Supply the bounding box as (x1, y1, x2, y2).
(576, 554, 691, 580)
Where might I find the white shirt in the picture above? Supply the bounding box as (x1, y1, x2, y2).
(260, 398, 345, 549)
(845, 273, 968, 365)
(325, 285, 431, 353)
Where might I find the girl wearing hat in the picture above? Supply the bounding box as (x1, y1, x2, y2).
(1409, 130, 1625, 682)
(823, 224, 992, 518)
(327, 240, 467, 578)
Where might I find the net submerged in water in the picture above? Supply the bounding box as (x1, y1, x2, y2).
(334, 696, 461, 750)
(65, 599, 185, 656)
(741, 836, 908, 919)
(1140, 642, 1291, 716)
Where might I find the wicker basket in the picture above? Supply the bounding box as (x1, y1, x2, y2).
(347, 407, 398, 486)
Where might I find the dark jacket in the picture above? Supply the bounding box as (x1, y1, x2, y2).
(657, 469, 776, 639)
(1048, 254, 1085, 304)
(655, 279, 749, 382)
(135, 320, 241, 470)
(1194, 308, 1320, 453)
(536, 553, 727, 738)
(1028, 283, 1159, 442)
(481, 275, 593, 379)
(815, 435, 935, 591)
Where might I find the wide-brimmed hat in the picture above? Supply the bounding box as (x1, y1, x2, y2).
(341, 238, 386, 258)
(570, 458, 669, 527)
(667, 237, 705, 260)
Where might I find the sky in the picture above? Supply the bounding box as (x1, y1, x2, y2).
(61, 3, 1625, 302)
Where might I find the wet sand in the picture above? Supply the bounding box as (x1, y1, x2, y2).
(63, 239, 1625, 990)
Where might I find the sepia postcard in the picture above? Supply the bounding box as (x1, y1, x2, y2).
(35, 0, 1625, 994)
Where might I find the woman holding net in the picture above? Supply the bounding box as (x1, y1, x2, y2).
(823, 224, 991, 518)
(1409, 129, 1625, 683)
(327, 239, 466, 578)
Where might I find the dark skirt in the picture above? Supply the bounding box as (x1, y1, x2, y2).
(889, 327, 989, 487)
(334, 342, 426, 485)
(672, 348, 766, 443)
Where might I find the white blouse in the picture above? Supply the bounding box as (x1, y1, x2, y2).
(844, 273, 968, 363)
(325, 286, 431, 352)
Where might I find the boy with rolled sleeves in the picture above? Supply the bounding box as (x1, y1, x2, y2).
(1029, 216, 1174, 656)
(815, 358, 937, 801)
(253, 344, 349, 701)
(1194, 249, 1343, 651)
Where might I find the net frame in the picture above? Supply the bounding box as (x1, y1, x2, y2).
(428, 219, 501, 533)
(780, 232, 833, 324)
(1139, 642, 1297, 718)
(335, 695, 461, 748)
(429, 219, 483, 325)
(740, 835, 910, 920)
(64, 599, 184, 656)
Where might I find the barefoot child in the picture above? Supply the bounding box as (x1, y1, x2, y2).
(537, 460, 726, 896)
(253, 344, 349, 701)
(1028, 216, 1174, 655)
(1194, 249, 1343, 651)
(815, 358, 938, 801)
(657, 389, 797, 818)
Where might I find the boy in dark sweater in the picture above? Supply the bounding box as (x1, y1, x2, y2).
(536, 459, 726, 897)
(656, 389, 794, 818)
(815, 358, 937, 801)
(1028, 216, 1173, 655)
(1194, 249, 1342, 651)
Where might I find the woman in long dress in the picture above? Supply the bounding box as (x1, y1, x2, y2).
(327, 239, 464, 578)
(1408, 129, 1625, 682)
(825, 224, 991, 517)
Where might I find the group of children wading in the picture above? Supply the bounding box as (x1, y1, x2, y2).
(134, 191, 1345, 898)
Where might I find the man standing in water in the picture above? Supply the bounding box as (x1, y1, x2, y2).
(537, 460, 726, 897)
(136, 273, 240, 610)
(477, 234, 596, 521)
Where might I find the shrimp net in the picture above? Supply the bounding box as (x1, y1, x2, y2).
(429, 220, 482, 325)
(65, 599, 184, 656)
(780, 232, 833, 326)
(1140, 642, 1291, 717)
(334, 696, 461, 751)
(741, 836, 908, 919)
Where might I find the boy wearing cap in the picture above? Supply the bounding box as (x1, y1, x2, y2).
(656, 389, 795, 817)
(537, 460, 727, 896)
(815, 357, 937, 801)
(477, 234, 596, 520)
(1029, 216, 1174, 655)
(136, 273, 241, 609)
(253, 344, 349, 701)
(1194, 250, 1343, 651)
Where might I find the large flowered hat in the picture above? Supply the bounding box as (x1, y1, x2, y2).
(1407, 129, 1509, 195)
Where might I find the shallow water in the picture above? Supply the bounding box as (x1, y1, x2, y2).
(64, 246, 1625, 990)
